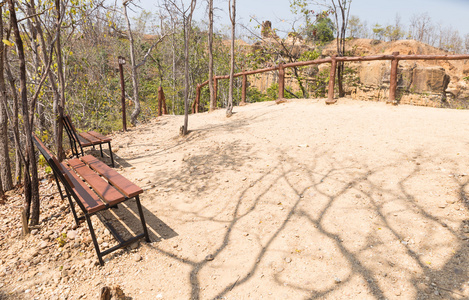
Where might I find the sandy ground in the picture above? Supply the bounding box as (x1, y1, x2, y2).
(3, 98, 469, 299)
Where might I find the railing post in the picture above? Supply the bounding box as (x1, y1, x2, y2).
(326, 55, 337, 104)
(389, 51, 399, 105)
(278, 63, 285, 99)
(162, 90, 167, 114)
(158, 86, 163, 116)
(195, 84, 201, 113)
(118, 56, 127, 131)
(240, 73, 247, 106)
(214, 77, 218, 108)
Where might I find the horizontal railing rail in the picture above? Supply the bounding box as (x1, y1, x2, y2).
(192, 52, 469, 111)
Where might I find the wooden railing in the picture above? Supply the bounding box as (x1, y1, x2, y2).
(192, 52, 469, 112)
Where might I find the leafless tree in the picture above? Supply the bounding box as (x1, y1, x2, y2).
(409, 12, 434, 45)
(0, 6, 13, 192)
(226, 0, 236, 117)
(123, 0, 142, 126)
(7, 0, 40, 225)
(164, 0, 197, 135)
(329, 0, 351, 97)
(208, 0, 216, 111)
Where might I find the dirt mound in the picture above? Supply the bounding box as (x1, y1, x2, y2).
(322, 38, 452, 56)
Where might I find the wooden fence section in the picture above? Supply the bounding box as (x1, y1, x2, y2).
(192, 52, 469, 112)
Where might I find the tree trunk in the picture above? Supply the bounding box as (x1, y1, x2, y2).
(25, 1, 45, 135)
(29, 0, 60, 136)
(182, 16, 190, 134)
(337, 62, 344, 97)
(55, 0, 66, 161)
(208, 0, 216, 111)
(181, 0, 197, 135)
(4, 50, 21, 185)
(123, 2, 141, 126)
(0, 7, 13, 192)
(332, 0, 351, 98)
(171, 22, 177, 115)
(8, 0, 40, 225)
(226, 0, 236, 118)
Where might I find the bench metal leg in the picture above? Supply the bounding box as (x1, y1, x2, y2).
(135, 195, 151, 243)
(108, 142, 115, 168)
(53, 173, 66, 202)
(65, 189, 81, 227)
(99, 144, 103, 157)
(85, 214, 104, 266)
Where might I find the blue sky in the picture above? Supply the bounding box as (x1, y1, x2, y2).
(131, 0, 469, 36)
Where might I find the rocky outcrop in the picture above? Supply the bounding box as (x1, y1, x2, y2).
(247, 36, 469, 107)
(348, 60, 457, 106)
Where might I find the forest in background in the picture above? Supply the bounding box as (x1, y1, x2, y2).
(1, 0, 468, 226)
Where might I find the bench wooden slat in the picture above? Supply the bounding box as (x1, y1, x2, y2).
(88, 131, 112, 143)
(67, 158, 125, 206)
(81, 155, 143, 198)
(60, 163, 106, 214)
(77, 135, 93, 147)
(79, 132, 101, 145)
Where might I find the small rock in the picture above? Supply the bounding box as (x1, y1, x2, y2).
(276, 267, 284, 272)
(205, 254, 214, 261)
(38, 241, 48, 249)
(133, 254, 142, 262)
(130, 242, 139, 250)
(334, 277, 341, 284)
(67, 230, 77, 240)
(434, 290, 440, 296)
(102, 242, 109, 248)
(242, 177, 247, 181)
(355, 194, 361, 199)
(97, 237, 104, 244)
(31, 229, 39, 235)
(103, 229, 110, 236)
(285, 257, 292, 263)
(31, 249, 39, 257)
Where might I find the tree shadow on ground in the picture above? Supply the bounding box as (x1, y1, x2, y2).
(144, 141, 469, 299)
(97, 199, 178, 248)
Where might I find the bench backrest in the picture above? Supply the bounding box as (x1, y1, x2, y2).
(62, 115, 80, 144)
(32, 134, 65, 174)
(32, 134, 78, 192)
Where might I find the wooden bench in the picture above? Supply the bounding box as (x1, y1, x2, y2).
(62, 115, 115, 167)
(32, 134, 150, 265)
